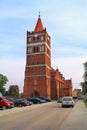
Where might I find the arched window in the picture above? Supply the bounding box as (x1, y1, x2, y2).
(34, 46, 38, 53)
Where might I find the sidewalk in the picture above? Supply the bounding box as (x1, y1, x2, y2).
(59, 100, 87, 130)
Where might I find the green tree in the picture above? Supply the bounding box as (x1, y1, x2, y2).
(8, 85, 19, 97)
(81, 62, 87, 94)
(80, 82, 85, 94)
(0, 73, 8, 95)
(83, 62, 87, 81)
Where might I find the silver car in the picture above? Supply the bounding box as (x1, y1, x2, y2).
(61, 96, 75, 107)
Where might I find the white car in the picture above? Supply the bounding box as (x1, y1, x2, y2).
(61, 96, 75, 107)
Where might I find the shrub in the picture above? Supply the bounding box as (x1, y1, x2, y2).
(84, 99, 87, 107)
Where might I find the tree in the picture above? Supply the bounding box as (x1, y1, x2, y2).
(83, 62, 87, 81)
(81, 62, 87, 94)
(8, 85, 19, 97)
(80, 82, 85, 94)
(0, 73, 8, 95)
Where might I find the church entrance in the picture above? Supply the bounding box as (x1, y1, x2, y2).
(32, 90, 40, 97)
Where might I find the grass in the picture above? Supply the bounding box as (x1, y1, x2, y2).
(84, 99, 87, 107)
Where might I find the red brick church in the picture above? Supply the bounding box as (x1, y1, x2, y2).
(23, 14, 72, 100)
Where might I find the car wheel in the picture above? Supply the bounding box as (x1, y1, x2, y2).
(37, 102, 40, 104)
(19, 104, 22, 107)
(2, 106, 6, 110)
(62, 105, 64, 108)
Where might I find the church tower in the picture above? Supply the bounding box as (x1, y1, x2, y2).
(23, 14, 51, 98)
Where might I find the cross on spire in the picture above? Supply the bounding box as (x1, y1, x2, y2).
(39, 12, 40, 18)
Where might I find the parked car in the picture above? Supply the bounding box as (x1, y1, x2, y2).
(61, 96, 75, 108)
(57, 97, 63, 103)
(38, 97, 51, 102)
(5, 97, 14, 102)
(13, 98, 32, 107)
(0, 96, 14, 110)
(27, 97, 45, 104)
(77, 94, 83, 100)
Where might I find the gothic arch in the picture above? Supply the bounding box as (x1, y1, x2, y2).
(32, 90, 40, 97)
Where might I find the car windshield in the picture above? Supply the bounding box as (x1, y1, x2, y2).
(3, 98, 9, 101)
(63, 98, 72, 101)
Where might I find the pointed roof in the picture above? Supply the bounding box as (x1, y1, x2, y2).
(34, 13, 44, 32)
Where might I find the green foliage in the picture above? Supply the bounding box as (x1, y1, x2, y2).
(81, 62, 87, 94)
(83, 62, 87, 71)
(84, 99, 87, 107)
(80, 82, 87, 94)
(0, 73, 8, 95)
(8, 85, 19, 97)
(83, 62, 87, 81)
(5, 91, 9, 96)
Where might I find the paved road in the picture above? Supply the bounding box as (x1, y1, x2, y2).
(59, 100, 87, 130)
(0, 102, 72, 130)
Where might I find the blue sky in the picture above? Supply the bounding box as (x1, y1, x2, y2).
(0, 0, 87, 92)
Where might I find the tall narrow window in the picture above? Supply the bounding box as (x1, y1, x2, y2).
(40, 46, 44, 52)
(28, 38, 31, 42)
(28, 47, 32, 53)
(34, 46, 38, 53)
(41, 36, 44, 41)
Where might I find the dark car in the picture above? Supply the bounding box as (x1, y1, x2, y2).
(13, 98, 31, 107)
(27, 97, 45, 104)
(57, 97, 63, 103)
(77, 94, 83, 100)
(38, 97, 51, 102)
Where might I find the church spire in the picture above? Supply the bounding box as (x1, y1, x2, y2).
(39, 11, 40, 18)
(34, 12, 44, 32)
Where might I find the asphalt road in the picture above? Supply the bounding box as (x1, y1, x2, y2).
(0, 102, 72, 130)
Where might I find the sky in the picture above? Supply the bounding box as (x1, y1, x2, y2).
(0, 0, 87, 92)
